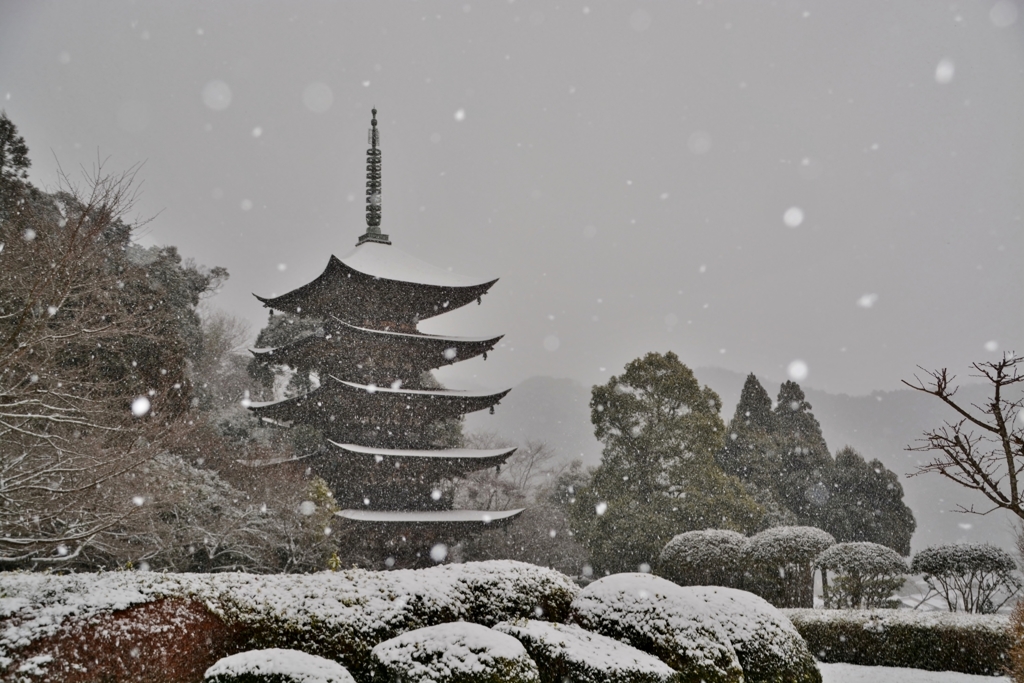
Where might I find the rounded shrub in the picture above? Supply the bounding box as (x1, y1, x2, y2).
(572, 573, 774, 683)
(204, 649, 355, 683)
(683, 586, 821, 683)
(657, 529, 747, 589)
(911, 543, 1021, 613)
(743, 526, 835, 607)
(494, 619, 683, 683)
(371, 622, 539, 683)
(815, 542, 907, 609)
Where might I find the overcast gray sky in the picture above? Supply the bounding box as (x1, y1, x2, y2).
(2, 0, 1022, 398)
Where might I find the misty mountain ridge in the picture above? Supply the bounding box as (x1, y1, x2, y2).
(466, 368, 1015, 553)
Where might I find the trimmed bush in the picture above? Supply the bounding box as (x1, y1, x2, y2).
(815, 542, 906, 609)
(371, 622, 539, 683)
(570, 573, 740, 683)
(744, 526, 835, 608)
(494, 619, 683, 683)
(657, 529, 747, 589)
(204, 649, 355, 683)
(684, 586, 820, 683)
(0, 561, 578, 683)
(911, 542, 1022, 613)
(784, 608, 1011, 676)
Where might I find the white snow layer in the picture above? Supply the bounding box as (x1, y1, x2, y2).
(570, 573, 744, 683)
(494, 619, 679, 681)
(340, 242, 491, 288)
(0, 560, 578, 672)
(818, 663, 1009, 683)
(204, 648, 355, 683)
(372, 622, 538, 683)
(571, 574, 821, 683)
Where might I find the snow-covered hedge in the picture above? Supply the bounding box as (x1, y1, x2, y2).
(0, 561, 578, 682)
(657, 529, 747, 589)
(569, 573, 820, 683)
(493, 619, 682, 683)
(784, 608, 1011, 676)
(204, 649, 356, 683)
(371, 622, 539, 683)
(814, 542, 906, 609)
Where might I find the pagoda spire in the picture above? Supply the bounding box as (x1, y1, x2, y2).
(357, 107, 391, 246)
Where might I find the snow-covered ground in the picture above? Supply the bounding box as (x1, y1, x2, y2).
(819, 663, 1010, 683)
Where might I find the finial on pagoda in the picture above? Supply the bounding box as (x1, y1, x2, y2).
(357, 107, 391, 246)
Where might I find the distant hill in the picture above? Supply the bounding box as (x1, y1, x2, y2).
(467, 370, 1017, 553)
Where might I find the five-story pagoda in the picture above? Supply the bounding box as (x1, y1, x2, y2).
(249, 110, 522, 564)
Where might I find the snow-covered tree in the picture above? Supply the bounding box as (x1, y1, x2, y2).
(911, 543, 1021, 613)
(657, 528, 748, 589)
(815, 541, 907, 609)
(744, 525, 835, 607)
(570, 352, 763, 575)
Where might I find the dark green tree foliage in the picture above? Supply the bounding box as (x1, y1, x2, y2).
(569, 352, 763, 575)
(719, 374, 916, 553)
(772, 381, 834, 521)
(820, 447, 916, 555)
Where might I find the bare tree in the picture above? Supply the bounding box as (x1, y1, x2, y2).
(0, 162, 204, 566)
(903, 354, 1024, 518)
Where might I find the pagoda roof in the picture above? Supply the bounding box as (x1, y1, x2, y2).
(249, 319, 502, 379)
(341, 241, 490, 288)
(335, 508, 524, 527)
(326, 442, 515, 479)
(330, 442, 516, 461)
(254, 242, 497, 324)
(248, 377, 510, 431)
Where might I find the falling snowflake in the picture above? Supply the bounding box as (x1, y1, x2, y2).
(131, 396, 151, 417)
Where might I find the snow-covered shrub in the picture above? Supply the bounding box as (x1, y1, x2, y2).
(657, 529, 747, 589)
(683, 586, 820, 683)
(204, 649, 355, 683)
(0, 561, 577, 683)
(493, 619, 682, 683)
(371, 622, 539, 683)
(910, 543, 1022, 613)
(784, 608, 1011, 676)
(814, 542, 906, 609)
(196, 560, 578, 681)
(569, 573, 743, 683)
(743, 526, 835, 607)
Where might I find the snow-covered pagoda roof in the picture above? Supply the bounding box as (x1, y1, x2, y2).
(329, 442, 516, 461)
(341, 241, 491, 288)
(325, 442, 516, 479)
(249, 318, 502, 379)
(248, 377, 510, 431)
(253, 244, 497, 325)
(336, 508, 524, 527)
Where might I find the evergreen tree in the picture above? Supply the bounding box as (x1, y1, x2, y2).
(718, 373, 778, 485)
(819, 447, 916, 555)
(569, 352, 763, 575)
(771, 381, 834, 524)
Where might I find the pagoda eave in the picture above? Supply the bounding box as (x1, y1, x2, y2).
(335, 508, 525, 530)
(326, 442, 516, 479)
(254, 253, 497, 324)
(249, 321, 503, 378)
(247, 379, 510, 428)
